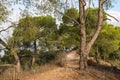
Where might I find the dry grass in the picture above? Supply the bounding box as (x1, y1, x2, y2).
(0, 63, 58, 80)
(21, 65, 120, 80)
(0, 58, 120, 80)
(0, 67, 17, 80)
(20, 59, 120, 80)
(20, 62, 58, 80)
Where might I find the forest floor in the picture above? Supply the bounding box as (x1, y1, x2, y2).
(0, 57, 120, 80)
(20, 60, 120, 80)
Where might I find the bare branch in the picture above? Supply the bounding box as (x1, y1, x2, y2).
(0, 64, 15, 67)
(0, 20, 17, 33)
(0, 48, 6, 50)
(0, 26, 13, 33)
(0, 38, 7, 48)
(106, 12, 119, 22)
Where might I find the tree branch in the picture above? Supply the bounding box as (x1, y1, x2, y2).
(0, 48, 6, 50)
(103, 0, 107, 4)
(106, 12, 119, 22)
(0, 64, 15, 67)
(0, 26, 13, 33)
(0, 38, 7, 48)
(86, 0, 104, 53)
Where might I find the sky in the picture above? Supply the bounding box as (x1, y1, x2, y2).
(6, 0, 120, 25)
(106, 1, 120, 26)
(0, 0, 120, 56)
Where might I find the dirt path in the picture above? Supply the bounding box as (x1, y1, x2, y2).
(23, 68, 78, 80)
(1, 52, 120, 80)
(21, 60, 120, 80)
(22, 66, 120, 80)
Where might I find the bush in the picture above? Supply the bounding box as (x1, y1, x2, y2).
(36, 51, 56, 65)
(109, 51, 120, 60)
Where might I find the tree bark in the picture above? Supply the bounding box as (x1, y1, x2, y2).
(79, 0, 87, 70)
(32, 55, 35, 66)
(95, 49, 100, 64)
(0, 38, 21, 72)
(79, 52, 88, 70)
(13, 53, 21, 73)
(78, 0, 104, 70)
(32, 41, 37, 66)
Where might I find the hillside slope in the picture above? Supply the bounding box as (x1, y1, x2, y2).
(22, 60, 120, 80)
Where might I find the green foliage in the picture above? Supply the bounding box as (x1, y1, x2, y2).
(2, 4, 120, 70)
(6, 15, 58, 70)
(37, 16, 58, 51)
(13, 15, 57, 49)
(85, 8, 107, 42)
(58, 8, 108, 50)
(109, 50, 120, 60)
(91, 24, 120, 60)
(56, 8, 80, 50)
(13, 16, 40, 44)
(37, 51, 56, 65)
(0, 2, 8, 21)
(58, 24, 80, 50)
(86, 8, 98, 28)
(0, 51, 15, 73)
(7, 37, 20, 56)
(0, 51, 14, 64)
(103, 0, 113, 10)
(58, 7, 120, 61)
(18, 50, 32, 70)
(62, 8, 79, 24)
(33, 15, 56, 28)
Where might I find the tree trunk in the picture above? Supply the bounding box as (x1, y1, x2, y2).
(95, 49, 100, 64)
(79, 0, 87, 70)
(78, 0, 105, 70)
(32, 41, 37, 66)
(79, 52, 88, 70)
(32, 55, 35, 66)
(13, 53, 21, 73)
